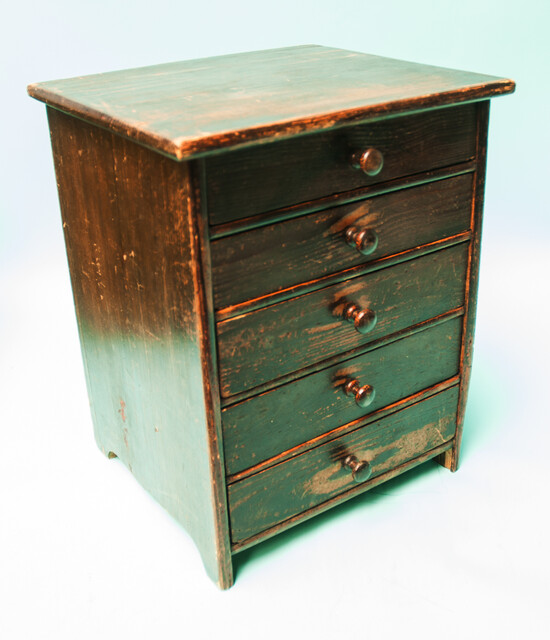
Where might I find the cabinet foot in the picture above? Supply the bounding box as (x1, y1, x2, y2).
(435, 444, 459, 472)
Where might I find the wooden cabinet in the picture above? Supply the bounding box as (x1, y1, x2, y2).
(28, 45, 514, 588)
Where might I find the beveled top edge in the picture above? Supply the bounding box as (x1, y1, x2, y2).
(28, 45, 515, 160)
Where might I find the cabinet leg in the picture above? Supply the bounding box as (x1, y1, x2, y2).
(209, 556, 234, 590)
(435, 442, 459, 472)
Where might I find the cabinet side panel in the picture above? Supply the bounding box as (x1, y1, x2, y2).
(46, 107, 232, 587)
(438, 100, 490, 471)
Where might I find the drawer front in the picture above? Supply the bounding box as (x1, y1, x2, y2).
(222, 316, 462, 476)
(218, 242, 468, 397)
(212, 173, 473, 310)
(206, 103, 476, 227)
(228, 386, 459, 544)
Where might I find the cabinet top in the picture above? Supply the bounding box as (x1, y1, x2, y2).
(28, 45, 514, 161)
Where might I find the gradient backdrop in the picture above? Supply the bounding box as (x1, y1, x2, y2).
(1, 1, 548, 638)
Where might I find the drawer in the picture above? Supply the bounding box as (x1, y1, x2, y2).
(222, 316, 462, 476)
(212, 173, 473, 310)
(206, 103, 476, 227)
(218, 242, 468, 397)
(228, 385, 459, 544)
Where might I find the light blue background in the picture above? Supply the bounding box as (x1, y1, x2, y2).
(1, 1, 548, 638)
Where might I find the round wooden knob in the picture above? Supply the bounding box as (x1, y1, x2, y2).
(344, 378, 376, 408)
(345, 226, 379, 256)
(344, 454, 372, 483)
(354, 147, 384, 176)
(342, 302, 377, 334)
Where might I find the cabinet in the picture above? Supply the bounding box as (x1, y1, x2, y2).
(28, 45, 515, 588)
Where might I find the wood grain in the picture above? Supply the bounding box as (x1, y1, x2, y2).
(222, 316, 462, 476)
(228, 386, 459, 544)
(217, 242, 469, 396)
(206, 104, 476, 226)
(228, 376, 459, 483)
(47, 107, 233, 588)
(28, 46, 514, 160)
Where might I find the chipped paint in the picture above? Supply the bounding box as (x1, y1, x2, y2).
(118, 399, 126, 422)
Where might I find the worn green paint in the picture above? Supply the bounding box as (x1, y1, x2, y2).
(222, 316, 462, 476)
(228, 386, 459, 543)
(47, 108, 232, 587)
(28, 46, 514, 160)
(218, 243, 469, 396)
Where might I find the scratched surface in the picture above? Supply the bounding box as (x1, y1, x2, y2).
(222, 317, 462, 476)
(212, 173, 474, 310)
(28, 45, 514, 159)
(47, 107, 233, 588)
(217, 243, 469, 397)
(205, 104, 477, 226)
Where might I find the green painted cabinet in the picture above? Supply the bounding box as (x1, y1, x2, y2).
(28, 45, 514, 588)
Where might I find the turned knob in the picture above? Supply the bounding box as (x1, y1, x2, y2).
(353, 147, 384, 176)
(345, 226, 378, 256)
(344, 454, 372, 483)
(343, 378, 376, 408)
(342, 302, 377, 334)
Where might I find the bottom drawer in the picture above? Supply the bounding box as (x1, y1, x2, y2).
(228, 386, 459, 545)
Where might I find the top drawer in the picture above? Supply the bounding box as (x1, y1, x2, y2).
(205, 103, 477, 226)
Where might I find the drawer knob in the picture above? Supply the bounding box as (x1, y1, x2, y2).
(344, 454, 372, 483)
(344, 378, 376, 408)
(342, 302, 377, 334)
(345, 226, 379, 256)
(354, 147, 384, 176)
